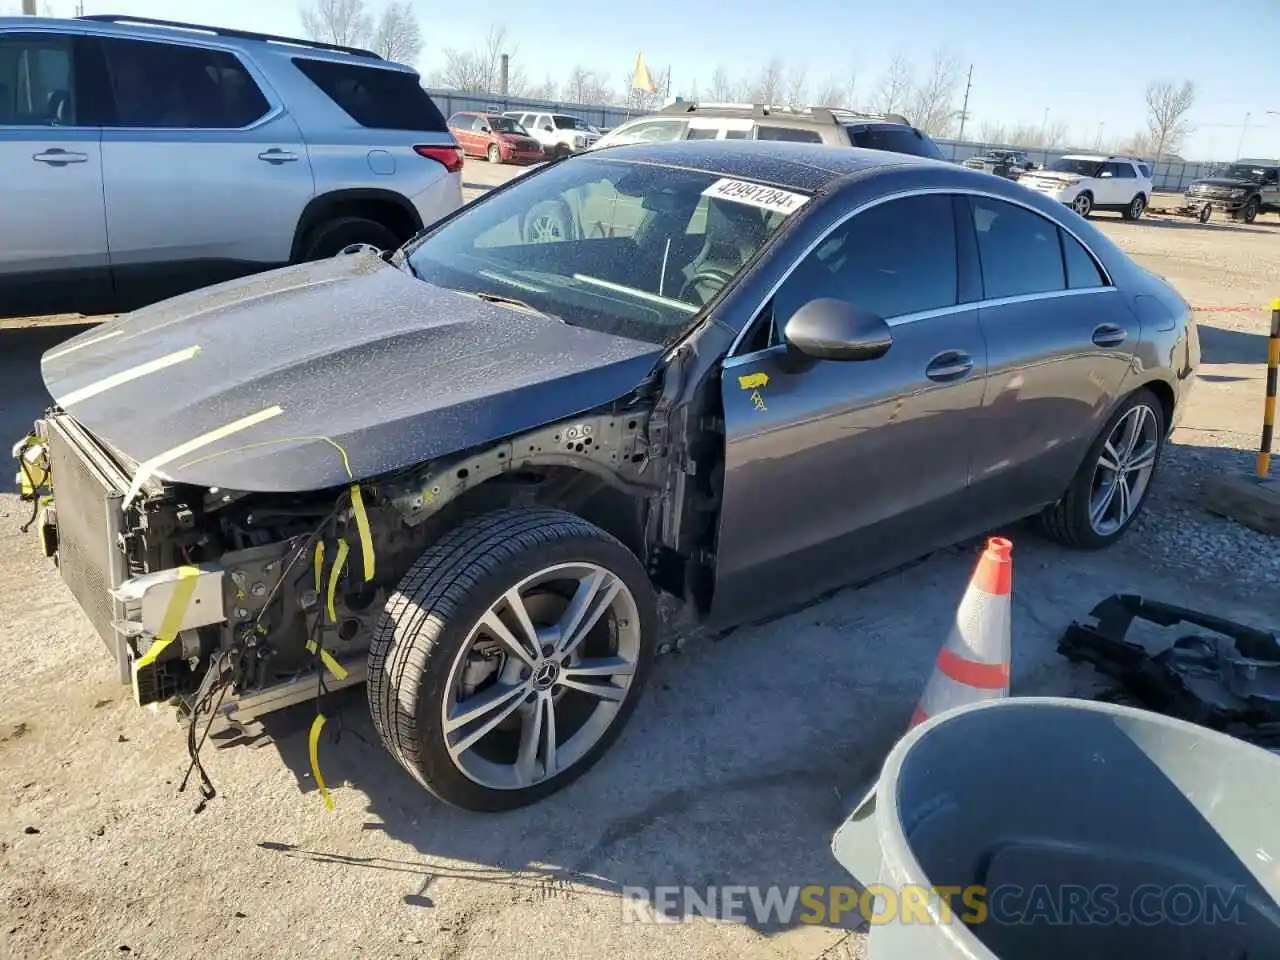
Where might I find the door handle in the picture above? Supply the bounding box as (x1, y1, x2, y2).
(1092, 323, 1128, 347)
(258, 148, 299, 164)
(925, 351, 974, 382)
(33, 148, 88, 166)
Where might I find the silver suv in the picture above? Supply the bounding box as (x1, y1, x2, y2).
(0, 14, 463, 319)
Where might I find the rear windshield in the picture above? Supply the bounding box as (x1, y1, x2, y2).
(292, 58, 447, 131)
(848, 125, 943, 160)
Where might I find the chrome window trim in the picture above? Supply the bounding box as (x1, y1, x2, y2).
(724, 287, 1115, 369)
(725, 185, 1116, 360)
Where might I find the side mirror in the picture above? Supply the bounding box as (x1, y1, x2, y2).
(1099, 170, 1113, 178)
(782, 298, 892, 362)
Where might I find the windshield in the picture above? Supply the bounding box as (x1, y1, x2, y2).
(1212, 164, 1267, 183)
(490, 116, 527, 135)
(1045, 158, 1101, 176)
(553, 115, 591, 131)
(404, 158, 800, 345)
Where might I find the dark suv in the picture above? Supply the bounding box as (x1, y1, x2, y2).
(1181, 161, 1280, 224)
(592, 102, 947, 160)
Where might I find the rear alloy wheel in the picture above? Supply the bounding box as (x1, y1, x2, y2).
(1036, 389, 1166, 549)
(1071, 192, 1094, 218)
(487, 143, 502, 163)
(367, 508, 657, 811)
(1239, 197, 1259, 224)
(1123, 194, 1146, 220)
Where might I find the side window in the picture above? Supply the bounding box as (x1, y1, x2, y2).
(684, 126, 719, 140)
(292, 58, 447, 131)
(101, 38, 269, 128)
(472, 115, 489, 132)
(1061, 229, 1107, 290)
(1111, 162, 1136, 179)
(756, 125, 822, 143)
(1137, 163, 1152, 179)
(969, 197, 1064, 299)
(774, 194, 958, 327)
(724, 128, 750, 140)
(618, 119, 685, 143)
(446, 112, 464, 127)
(1266, 169, 1279, 185)
(0, 33, 76, 126)
(535, 114, 553, 131)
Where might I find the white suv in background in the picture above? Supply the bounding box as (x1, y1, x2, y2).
(1020, 154, 1153, 220)
(502, 110, 600, 157)
(0, 14, 463, 319)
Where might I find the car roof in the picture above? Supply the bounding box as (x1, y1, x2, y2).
(584, 139, 941, 193)
(0, 14, 403, 68)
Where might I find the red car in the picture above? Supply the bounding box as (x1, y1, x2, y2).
(447, 111, 545, 165)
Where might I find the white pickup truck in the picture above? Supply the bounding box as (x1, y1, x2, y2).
(502, 110, 601, 157)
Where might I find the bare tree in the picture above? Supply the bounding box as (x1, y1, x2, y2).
(813, 78, 848, 108)
(708, 66, 739, 102)
(564, 66, 612, 106)
(525, 74, 559, 101)
(429, 23, 524, 95)
(1144, 79, 1195, 160)
(369, 1, 421, 64)
(783, 64, 808, 109)
(870, 52, 913, 115)
(909, 49, 961, 136)
(746, 58, 786, 105)
(978, 120, 1007, 144)
(1041, 119, 1069, 150)
(300, 0, 372, 47)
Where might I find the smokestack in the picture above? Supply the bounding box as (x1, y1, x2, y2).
(22, 0, 37, 13)
(499, 54, 509, 97)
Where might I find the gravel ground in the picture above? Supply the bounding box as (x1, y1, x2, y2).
(1, 178, 1278, 960)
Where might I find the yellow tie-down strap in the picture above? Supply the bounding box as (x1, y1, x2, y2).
(134, 566, 202, 670)
(307, 539, 351, 682)
(308, 714, 335, 810)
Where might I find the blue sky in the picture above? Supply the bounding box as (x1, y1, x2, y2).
(18, 0, 1280, 161)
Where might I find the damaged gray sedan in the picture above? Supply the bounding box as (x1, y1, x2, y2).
(14, 140, 1199, 811)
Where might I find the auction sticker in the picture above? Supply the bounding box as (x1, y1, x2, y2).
(702, 178, 809, 215)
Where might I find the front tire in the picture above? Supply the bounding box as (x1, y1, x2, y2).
(367, 508, 657, 811)
(1071, 192, 1094, 218)
(487, 143, 502, 163)
(1035, 388, 1166, 549)
(1239, 197, 1259, 224)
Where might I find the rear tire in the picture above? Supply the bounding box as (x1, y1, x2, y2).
(301, 217, 400, 261)
(1122, 194, 1146, 220)
(1035, 388, 1166, 549)
(367, 508, 657, 811)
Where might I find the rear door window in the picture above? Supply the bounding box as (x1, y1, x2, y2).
(292, 58, 447, 131)
(100, 37, 270, 128)
(1060, 230, 1107, 289)
(755, 125, 822, 143)
(968, 197, 1065, 299)
(1108, 161, 1136, 179)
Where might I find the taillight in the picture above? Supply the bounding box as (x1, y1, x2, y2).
(414, 144, 464, 173)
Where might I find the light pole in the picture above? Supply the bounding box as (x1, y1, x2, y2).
(1041, 107, 1050, 145)
(1235, 112, 1251, 160)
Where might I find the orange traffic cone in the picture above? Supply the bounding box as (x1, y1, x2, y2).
(909, 537, 1012, 729)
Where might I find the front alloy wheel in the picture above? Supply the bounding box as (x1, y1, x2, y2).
(1071, 192, 1093, 217)
(368, 508, 656, 811)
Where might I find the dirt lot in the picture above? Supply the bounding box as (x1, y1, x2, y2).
(2, 173, 1279, 960)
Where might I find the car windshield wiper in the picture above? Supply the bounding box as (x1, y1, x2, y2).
(460, 290, 563, 321)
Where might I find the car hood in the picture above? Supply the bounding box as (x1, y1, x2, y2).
(40, 253, 663, 493)
(1191, 177, 1258, 189)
